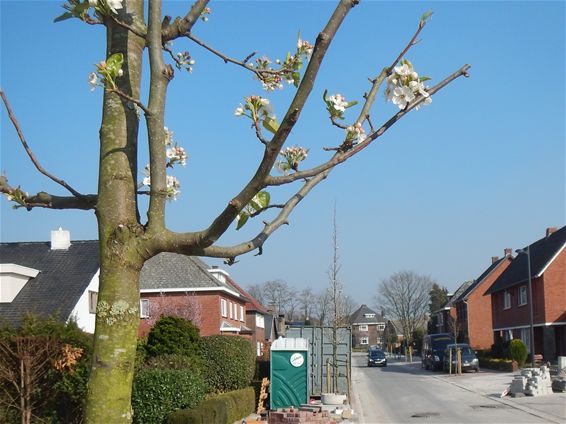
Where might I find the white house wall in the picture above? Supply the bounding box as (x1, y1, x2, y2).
(68, 269, 100, 333)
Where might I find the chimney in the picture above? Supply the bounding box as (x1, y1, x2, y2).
(491, 256, 499, 264)
(546, 227, 558, 237)
(504, 248, 512, 257)
(51, 228, 71, 250)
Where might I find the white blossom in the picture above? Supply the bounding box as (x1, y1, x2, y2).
(106, 0, 123, 14)
(392, 86, 415, 109)
(327, 94, 349, 113)
(234, 106, 245, 116)
(88, 72, 98, 91)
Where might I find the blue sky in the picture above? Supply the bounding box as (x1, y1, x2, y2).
(1, 1, 564, 305)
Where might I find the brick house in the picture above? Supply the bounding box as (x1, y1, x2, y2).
(222, 275, 274, 357)
(485, 226, 566, 361)
(349, 304, 386, 348)
(138, 253, 252, 338)
(445, 250, 512, 349)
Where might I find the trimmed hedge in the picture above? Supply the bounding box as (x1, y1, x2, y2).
(508, 339, 528, 366)
(168, 387, 255, 424)
(145, 316, 201, 358)
(132, 368, 206, 424)
(201, 336, 255, 393)
(479, 357, 515, 371)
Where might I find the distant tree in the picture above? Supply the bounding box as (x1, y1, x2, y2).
(427, 283, 449, 334)
(376, 271, 435, 346)
(246, 284, 266, 306)
(145, 292, 203, 329)
(298, 288, 317, 323)
(262, 280, 292, 316)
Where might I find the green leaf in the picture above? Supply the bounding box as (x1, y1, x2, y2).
(421, 10, 433, 23)
(106, 53, 124, 75)
(419, 76, 431, 82)
(235, 212, 249, 230)
(262, 117, 280, 134)
(323, 89, 328, 102)
(255, 191, 270, 208)
(292, 72, 301, 88)
(54, 11, 74, 23)
(346, 100, 358, 108)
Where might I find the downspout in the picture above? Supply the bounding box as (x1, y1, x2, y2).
(463, 300, 470, 344)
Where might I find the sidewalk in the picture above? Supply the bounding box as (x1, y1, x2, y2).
(433, 370, 566, 424)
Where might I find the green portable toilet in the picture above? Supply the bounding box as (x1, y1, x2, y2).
(270, 337, 309, 409)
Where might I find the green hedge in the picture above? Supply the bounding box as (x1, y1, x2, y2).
(508, 339, 528, 366)
(479, 357, 515, 371)
(145, 316, 201, 358)
(132, 368, 206, 424)
(201, 336, 255, 393)
(168, 387, 255, 424)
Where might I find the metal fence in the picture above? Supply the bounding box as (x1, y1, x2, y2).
(286, 325, 351, 397)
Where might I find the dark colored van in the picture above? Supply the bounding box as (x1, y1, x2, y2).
(422, 333, 455, 371)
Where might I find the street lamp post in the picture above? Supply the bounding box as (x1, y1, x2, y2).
(516, 246, 535, 364)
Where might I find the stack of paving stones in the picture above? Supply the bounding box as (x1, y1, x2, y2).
(551, 366, 566, 393)
(268, 407, 338, 424)
(523, 366, 553, 396)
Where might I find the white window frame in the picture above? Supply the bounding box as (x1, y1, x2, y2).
(256, 341, 261, 356)
(519, 286, 527, 306)
(377, 324, 385, 331)
(229, 302, 233, 319)
(88, 291, 98, 314)
(364, 313, 375, 318)
(240, 305, 245, 322)
(503, 290, 511, 310)
(359, 324, 368, 331)
(360, 337, 369, 345)
(221, 299, 227, 317)
(140, 299, 150, 318)
(520, 328, 531, 353)
(256, 313, 265, 329)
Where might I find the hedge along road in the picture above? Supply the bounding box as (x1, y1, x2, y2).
(349, 352, 562, 423)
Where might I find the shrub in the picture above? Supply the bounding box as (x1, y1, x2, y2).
(132, 368, 206, 424)
(479, 357, 515, 371)
(200, 336, 255, 393)
(168, 387, 255, 424)
(144, 354, 203, 373)
(145, 316, 201, 358)
(490, 339, 510, 359)
(508, 339, 528, 366)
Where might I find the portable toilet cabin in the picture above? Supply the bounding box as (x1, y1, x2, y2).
(270, 337, 309, 409)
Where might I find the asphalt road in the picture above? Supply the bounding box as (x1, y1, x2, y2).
(350, 352, 554, 423)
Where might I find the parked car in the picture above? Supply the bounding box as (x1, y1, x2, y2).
(422, 333, 455, 371)
(367, 349, 387, 367)
(442, 343, 479, 372)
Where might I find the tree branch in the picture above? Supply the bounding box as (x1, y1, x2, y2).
(108, 14, 147, 40)
(193, 0, 358, 249)
(1, 89, 90, 199)
(161, 0, 210, 43)
(266, 64, 471, 186)
(106, 88, 150, 115)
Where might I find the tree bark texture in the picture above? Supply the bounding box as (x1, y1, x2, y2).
(84, 1, 146, 422)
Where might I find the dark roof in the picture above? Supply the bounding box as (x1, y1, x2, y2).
(450, 256, 510, 304)
(0, 240, 100, 326)
(446, 280, 474, 307)
(140, 253, 239, 296)
(485, 226, 566, 295)
(349, 304, 385, 325)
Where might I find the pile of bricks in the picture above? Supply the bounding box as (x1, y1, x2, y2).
(510, 366, 553, 397)
(268, 408, 337, 424)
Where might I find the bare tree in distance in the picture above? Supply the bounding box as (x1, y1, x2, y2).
(246, 284, 266, 307)
(376, 271, 434, 345)
(0, 0, 469, 420)
(261, 280, 292, 316)
(298, 288, 317, 323)
(144, 292, 203, 328)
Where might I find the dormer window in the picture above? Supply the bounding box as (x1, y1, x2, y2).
(0, 264, 40, 303)
(364, 313, 375, 318)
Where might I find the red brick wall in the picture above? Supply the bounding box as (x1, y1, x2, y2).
(542, 248, 566, 323)
(465, 259, 510, 350)
(138, 291, 246, 337)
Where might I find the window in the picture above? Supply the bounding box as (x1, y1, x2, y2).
(256, 342, 262, 356)
(240, 305, 245, 322)
(360, 337, 369, 345)
(221, 299, 227, 317)
(519, 286, 527, 306)
(229, 302, 233, 319)
(88, 291, 98, 314)
(377, 324, 385, 331)
(256, 314, 265, 329)
(503, 291, 511, 310)
(364, 313, 375, 318)
(140, 299, 150, 318)
(359, 324, 368, 331)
